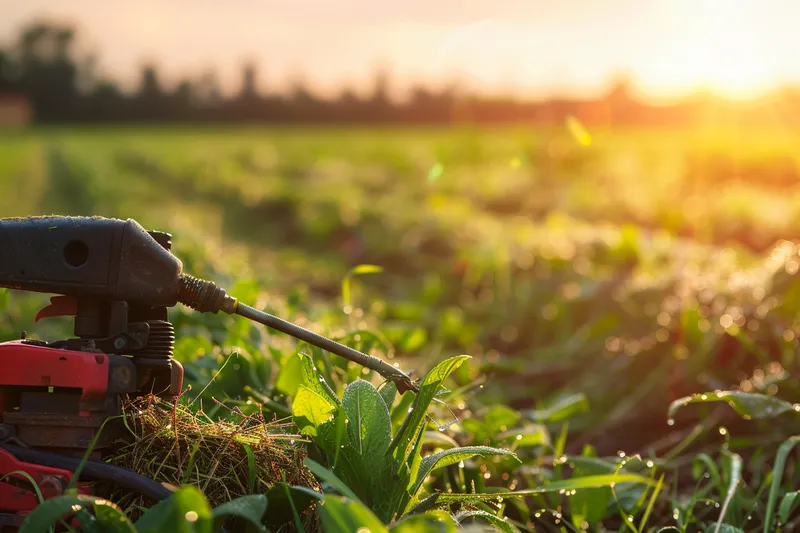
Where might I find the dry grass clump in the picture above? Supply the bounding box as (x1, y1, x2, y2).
(102, 393, 319, 526)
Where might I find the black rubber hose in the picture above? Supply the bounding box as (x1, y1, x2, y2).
(0, 444, 172, 501)
(235, 302, 418, 393)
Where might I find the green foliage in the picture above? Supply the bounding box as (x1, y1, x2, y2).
(7, 127, 800, 532)
(135, 487, 213, 533)
(19, 494, 134, 533)
(294, 354, 517, 523)
(318, 495, 388, 533)
(668, 391, 800, 421)
(18, 485, 318, 533)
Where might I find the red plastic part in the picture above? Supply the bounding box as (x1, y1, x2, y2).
(34, 296, 79, 322)
(0, 447, 90, 513)
(0, 342, 109, 403)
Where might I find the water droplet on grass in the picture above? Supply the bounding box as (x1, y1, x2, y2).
(667, 418, 675, 426)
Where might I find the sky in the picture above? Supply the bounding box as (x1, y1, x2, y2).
(1, 0, 799, 101)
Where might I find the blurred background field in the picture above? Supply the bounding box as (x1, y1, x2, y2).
(2, 124, 799, 454)
(3, 2, 800, 531)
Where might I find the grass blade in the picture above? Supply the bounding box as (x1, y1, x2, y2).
(764, 436, 800, 533)
(638, 474, 665, 532)
(779, 490, 800, 526)
(437, 473, 657, 503)
(303, 458, 361, 502)
(715, 453, 742, 533)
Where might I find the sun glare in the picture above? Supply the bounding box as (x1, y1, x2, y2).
(662, 0, 775, 99)
(430, 0, 780, 101)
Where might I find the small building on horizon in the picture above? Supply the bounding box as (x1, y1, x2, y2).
(0, 93, 32, 127)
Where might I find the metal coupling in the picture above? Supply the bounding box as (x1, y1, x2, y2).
(177, 274, 238, 314)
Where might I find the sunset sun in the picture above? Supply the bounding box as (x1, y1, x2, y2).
(657, 0, 777, 99)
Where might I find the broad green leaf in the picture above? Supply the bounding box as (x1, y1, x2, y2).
(304, 458, 361, 502)
(525, 393, 589, 423)
(340, 379, 393, 506)
(300, 352, 341, 406)
(714, 453, 742, 533)
(275, 352, 305, 396)
(342, 379, 392, 458)
(135, 486, 213, 533)
(779, 491, 800, 526)
(318, 495, 388, 533)
(264, 482, 323, 528)
(668, 391, 798, 420)
(413, 446, 520, 494)
(19, 494, 134, 533)
(436, 473, 657, 503)
(293, 385, 336, 437)
(765, 436, 800, 533)
(211, 494, 268, 533)
(391, 510, 458, 532)
(455, 509, 521, 533)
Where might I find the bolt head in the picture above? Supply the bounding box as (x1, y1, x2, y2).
(114, 338, 126, 349)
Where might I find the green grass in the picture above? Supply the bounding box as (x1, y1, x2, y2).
(1, 124, 799, 532)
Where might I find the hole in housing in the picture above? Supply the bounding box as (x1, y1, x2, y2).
(64, 240, 89, 267)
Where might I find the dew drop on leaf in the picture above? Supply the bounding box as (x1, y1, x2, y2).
(667, 418, 675, 426)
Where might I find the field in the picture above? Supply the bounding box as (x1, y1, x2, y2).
(1, 124, 799, 532)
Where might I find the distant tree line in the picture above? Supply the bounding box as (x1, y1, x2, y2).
(3, 21, 800, 127)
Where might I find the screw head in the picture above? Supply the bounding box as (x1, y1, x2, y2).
(114, 338, 126, 350)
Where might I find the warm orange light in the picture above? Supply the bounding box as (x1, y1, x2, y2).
(647, 0, 777, 100)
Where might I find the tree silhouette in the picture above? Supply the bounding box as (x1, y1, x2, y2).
(0, 19, 791, 128)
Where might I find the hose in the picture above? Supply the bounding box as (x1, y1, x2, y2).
(0, 443, 173, 502)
